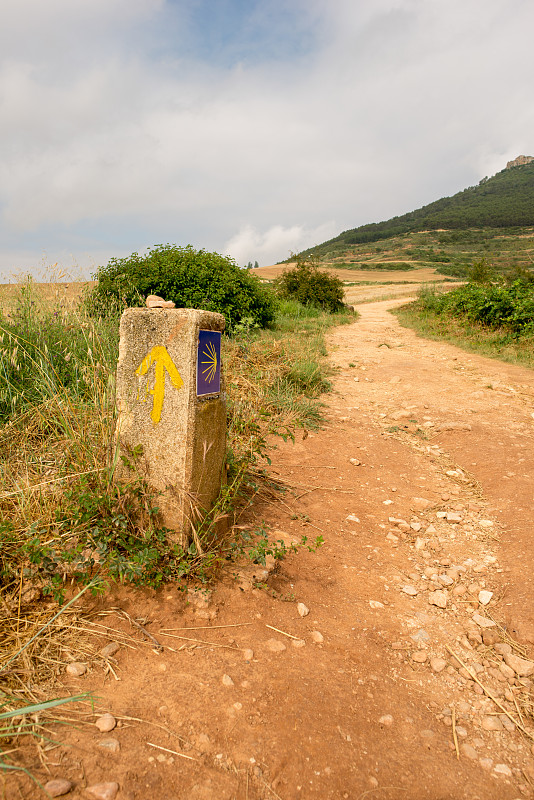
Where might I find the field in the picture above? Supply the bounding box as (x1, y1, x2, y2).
(253, 263, 463, 304)
(0, 280, 94, 314)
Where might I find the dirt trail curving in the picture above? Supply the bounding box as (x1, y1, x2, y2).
(9, 299, 534, 800)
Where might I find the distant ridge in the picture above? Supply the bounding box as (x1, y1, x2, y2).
(299, 160, 534, 260)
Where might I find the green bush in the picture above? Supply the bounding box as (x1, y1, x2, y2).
(416, 278, 534, 335)
(275, 259, 345, 312)
(85, 244, 277, 332)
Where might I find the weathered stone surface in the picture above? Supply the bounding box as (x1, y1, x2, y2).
(146, 294, 176, 308)
(116, 309, 226, 545)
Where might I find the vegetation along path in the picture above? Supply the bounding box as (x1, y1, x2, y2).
(11, 298, 534, 800)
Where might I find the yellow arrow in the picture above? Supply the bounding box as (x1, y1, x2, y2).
(135, 345, 184, 424)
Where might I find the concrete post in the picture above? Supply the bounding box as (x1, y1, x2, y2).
(115, 308, 226, 545)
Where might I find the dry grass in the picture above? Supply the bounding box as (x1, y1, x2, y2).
(0, 281, 93, 316)
(0, 584, 165, 777)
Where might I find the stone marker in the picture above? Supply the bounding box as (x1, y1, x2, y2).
(116, 308, 226, 545)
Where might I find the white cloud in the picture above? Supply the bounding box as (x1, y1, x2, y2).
(1, 0, 534, 277)
(224, 222, 339, 267)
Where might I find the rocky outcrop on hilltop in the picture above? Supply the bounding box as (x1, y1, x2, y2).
(506, 155, 534, 168)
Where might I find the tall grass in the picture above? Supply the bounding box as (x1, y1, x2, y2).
(0, 283, 354, 603)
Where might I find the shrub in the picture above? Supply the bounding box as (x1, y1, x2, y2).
(85, 244, 277, 332)
(416, 278, 534, 335)
(275, 258, 345, 312)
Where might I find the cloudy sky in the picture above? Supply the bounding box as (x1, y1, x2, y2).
(1, 0, 533, 281)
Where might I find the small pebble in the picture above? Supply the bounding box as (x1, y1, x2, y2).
(479, 757, 493, 771)
(430, 657, 447, 673)
(222, 674, 234, 687)
(85, 783, 119, 800)
(500, 663, 515, 680)
(243, 648, 254, 661)
(97, 738, 120, 754)
(461, 744, 478, 761)
(266, 639, 286, 653)
(95, 713, 116, 733)
(292, 639, 306, 648)
(297, 603, 310, 617)
(349, 458, 361, 466)
(43, 779, 73, 797)
(66, 662, 86, 677)
(494, 643, 512, 656)
(412, 651, 428, 663)
(369, 600, 384, 609)
(472, 613, 496, 629)
(500, 714, 516, 732)
(478, 590, 493, 606)
(378, 715, 393, 726)
(481, 715, 503, 731)
(311, 631, 324, 644)
(428, 590, 448, 609)
(100, 642, 120, 659)
(401, 585, 418, 596)
(504, 653, 534, 677)
(493, 763, 512, 778)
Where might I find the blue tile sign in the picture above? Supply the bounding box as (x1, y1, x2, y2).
(197, 330, 221, 396)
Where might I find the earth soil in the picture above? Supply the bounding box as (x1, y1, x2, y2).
(7, 298, 534, 800)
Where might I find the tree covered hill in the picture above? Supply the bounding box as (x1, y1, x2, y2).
(299, 161, 534, 261)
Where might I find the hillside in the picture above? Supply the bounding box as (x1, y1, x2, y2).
(299, 160, 534, 264)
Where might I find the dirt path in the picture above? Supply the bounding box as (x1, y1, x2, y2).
(10, 300, 534, 800)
